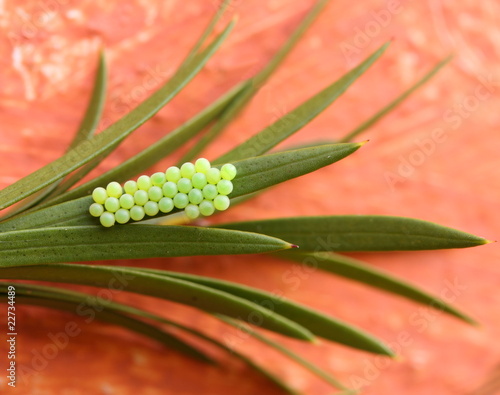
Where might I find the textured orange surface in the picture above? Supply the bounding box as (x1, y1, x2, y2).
(0, 1, 499, 394)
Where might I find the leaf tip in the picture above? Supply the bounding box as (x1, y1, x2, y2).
(378, 342, 396, 358)
(290, 244, 300, 249)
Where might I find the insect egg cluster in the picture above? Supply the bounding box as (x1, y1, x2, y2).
(89, 158, 237, 227)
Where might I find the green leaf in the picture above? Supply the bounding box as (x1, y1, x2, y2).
(0, 264, 313, 341)
(181, 0, 332, 162)
(338, 56, 451, 143)
(216, 42, 389, 163)
(216, 215, 489, 251)
(218, 316, 349, 390)
(137, 268, 393, 355)
(0, 282, 214, 363)
(0, 225, 293, 266)
(0, 196, 94, 231)
(227, 142, 364, 198)
(0, 143, 363, 231)
(0, 21, 235, 211)
(41, 81, 248, 208)
(184, 0, 233, 61)
(36, 4, 237, 203)
(1, 281, 299, 394)
(1, 51, 107, 219)
(278, 251, 476, 324)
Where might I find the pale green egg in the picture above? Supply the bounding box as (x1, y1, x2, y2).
(130, 205, 145, 221)
(99, 212, 116, 227)
(199, 200, 215, 217)
(214, 195, 230, 211)
(185, 204, 200, 219)
(144, 201, 159, 216)
(106, 181, 123, 198)
(220, 163, 237, 181)
(89, 203, 104, 217)
(115, 209, 131, 224)
(92, 187, 108, 204)
(194, 158, 211, 174)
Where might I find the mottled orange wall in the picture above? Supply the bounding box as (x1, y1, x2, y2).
(0, 1, 499, 394)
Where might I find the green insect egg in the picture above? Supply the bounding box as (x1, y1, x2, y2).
(173, 193, 189, 209)
(199, 200, 215, 217)
(217, 179, 233, 196)
(144, 201, 159, 217)
(162, 181, 178, 198)
(92, 187, 108, 204)
(206, 168, 221, 184)
(130, 205, 145, 221)
(185, 204, 200, 220)
(202, 184, 218, 200)
(180, 162, 196, 179)
(165, 166, 181, 183)
(177, 178, 193, 194)
(148, 186, 163, 202)
(119, 194, 135, 210)
(115, 208, 131, 224)
(220, 163, 237, 181)
(192, 172, 207, 189)
(188, 188, 203, 205)
(104, 197, 120, 213)
(106, 181, 123, 198)
(134, 190, 149, 206)
(89, 203, 104, 217)
(158, 197, 174, 213)
(124, 180, 138, 195)
(214, 195, 230, 211)
(194, 158, 211, 174)
(151, 172, 166, 186)
(137, 175, 152, 191)
(100, 212, 116, 227)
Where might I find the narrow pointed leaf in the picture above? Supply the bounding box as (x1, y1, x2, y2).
(0, 143, 363, 231)
(43, 81, 248, 208)
(184, 0, 233, 61)
(226, 143, 363, 198)
(0, 196, 94, 231)
(1, 52, 107, 219)
(338, 56, 451, 143)
(0, 21, 235, 211)
(216, 215, 489, 251)
(69, 51, 109, 148)
(181, 0, 332, 162)
(217, 42, 389, 163)
(278, 251, 476, 324)
(0, 264, 314, 341)
(0, 283, 213, 362)
(1, 282, 297, 393)
(135, 268, 393, 355)
(38, 4, 237, 203)
(219, 315, 348, 390)
(0, 225, 293, 266)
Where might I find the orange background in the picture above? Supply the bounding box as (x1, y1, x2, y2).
(0, 1, 499, 394)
